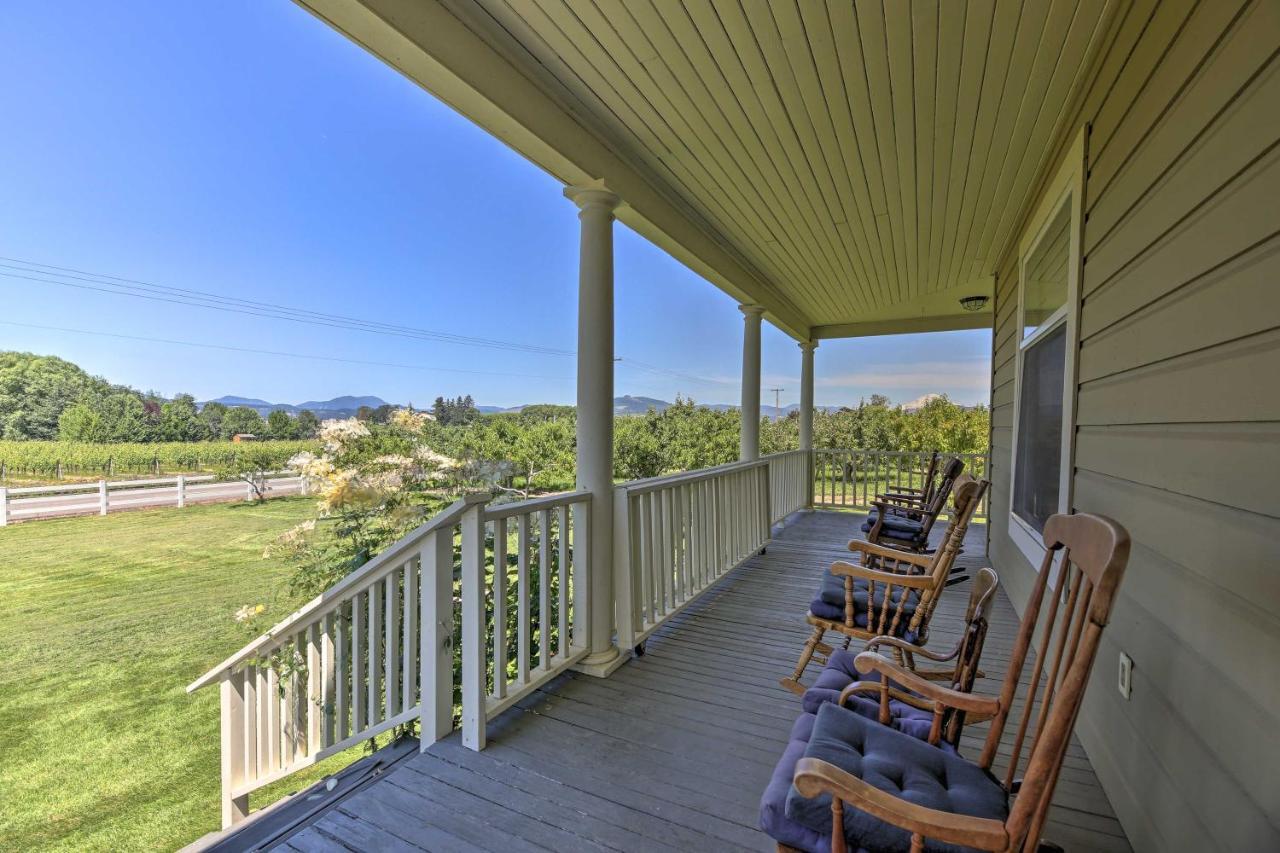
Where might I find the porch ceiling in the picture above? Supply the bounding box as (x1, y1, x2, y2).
(299, 0, 1115, 339)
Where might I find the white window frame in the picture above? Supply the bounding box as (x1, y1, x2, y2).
(1008, 128, 1086, 568)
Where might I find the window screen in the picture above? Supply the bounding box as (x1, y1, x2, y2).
(1013, 323, 1066, 533)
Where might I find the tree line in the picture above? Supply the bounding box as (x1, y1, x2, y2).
(0, 352, 322, 442)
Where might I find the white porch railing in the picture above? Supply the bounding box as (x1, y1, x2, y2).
(612, 459, 771, 652)
(189, 448, 996, 828)
(461, 489, 591, 750)
(188, 489, 591, 826)
(764, 449, 810, 522)
(812, 449, 991, 517)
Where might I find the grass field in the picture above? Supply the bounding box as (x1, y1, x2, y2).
(0, 497, 365, 851)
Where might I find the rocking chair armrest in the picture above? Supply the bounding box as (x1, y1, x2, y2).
(845, 539, 934, 570)
(872, 498, 939, 519)
(865, 634, 962, 663)
(877, 495, 923, 510)
(830, 561, 936, 590)
(880, 491, 925, 504)
(793, 757, 1009, 851)
(853, 652, 999, 715)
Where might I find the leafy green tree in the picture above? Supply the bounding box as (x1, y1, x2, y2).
(199, 401, 228, 438)
(96, 392, 155, 442)
(295, 409, 319, 438)
(216, 445, 279, 502)
(432, 395, 480, 426)
(0, 351, 118, 439)
(266, 409, 295, 439)
(221, 406, 266, 437)
(58, 401, 104, 441)
(519, 404, 575, 422)
(158, 394, 207, 441)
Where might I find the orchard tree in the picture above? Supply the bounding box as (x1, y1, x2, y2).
(222, 406, 266, 437)
(295, 409, 319, 438)
(266, 409, 295, 439)
(199, 401, 228, 437)
(158, 394, 207, 441)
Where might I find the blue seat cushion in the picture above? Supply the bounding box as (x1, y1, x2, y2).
(860, 512, 927, 543)
(761, 713, 830, 852)
(810, 573, 923, 644)
(783, 703, 1008, 853)
(801, 649, 942, 746)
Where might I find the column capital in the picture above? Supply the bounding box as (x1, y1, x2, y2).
(798, 339, 818, 353)
(564, 180, 621, 214)
(739, 303, 766, 319)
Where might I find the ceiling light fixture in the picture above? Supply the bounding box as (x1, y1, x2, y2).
(959, 295, 989, 312)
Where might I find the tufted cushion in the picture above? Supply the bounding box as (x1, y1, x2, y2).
(784, 703, 1008, 853)
(801, 649, 943, 746)
(809, 574, 923, 644)
(760, 713, 831, 852)
(860, 513, 927, 543)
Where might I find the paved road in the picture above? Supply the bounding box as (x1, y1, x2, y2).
(4, 476, 305, 523)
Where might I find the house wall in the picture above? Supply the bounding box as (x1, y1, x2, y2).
(987, 1, 1280, 850)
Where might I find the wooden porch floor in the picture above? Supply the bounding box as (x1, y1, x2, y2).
(275, 511, 1131, 852)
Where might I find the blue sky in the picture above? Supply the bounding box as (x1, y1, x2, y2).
(0, 1, 990, 410)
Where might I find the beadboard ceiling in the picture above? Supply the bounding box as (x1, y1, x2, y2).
(299, 0, 1116, 339)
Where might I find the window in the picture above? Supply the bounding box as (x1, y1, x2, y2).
(1008, 129, 1085, 564)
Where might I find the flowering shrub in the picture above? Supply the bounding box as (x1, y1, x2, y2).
(262, 413, 461, 598)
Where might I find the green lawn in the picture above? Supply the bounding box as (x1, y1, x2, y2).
(0, 498, 359, 851)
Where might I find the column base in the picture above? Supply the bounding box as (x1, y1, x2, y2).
(572, 645, 627, 678)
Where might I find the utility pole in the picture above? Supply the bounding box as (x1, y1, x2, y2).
(768, 387, 785, 421)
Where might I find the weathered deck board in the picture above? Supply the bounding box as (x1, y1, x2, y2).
(277, 511, 1131, 852)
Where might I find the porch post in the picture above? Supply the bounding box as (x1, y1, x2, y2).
(799, 340, 816, 508)
(565, 181, 623, 676)
(739, 304, 764, 461)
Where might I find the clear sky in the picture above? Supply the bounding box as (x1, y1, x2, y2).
(0, 1, 991, 411)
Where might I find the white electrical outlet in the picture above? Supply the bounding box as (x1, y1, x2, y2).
(1118, 652, 1133, 699)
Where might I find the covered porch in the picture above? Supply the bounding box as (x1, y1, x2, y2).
(184, 1, 1280, 849)
(213, 511, 1128, 853)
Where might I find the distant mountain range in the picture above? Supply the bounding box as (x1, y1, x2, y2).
(200, 394, 890, 420)
(199, 395, 397, 420)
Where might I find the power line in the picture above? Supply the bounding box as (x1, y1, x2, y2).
(0, 320, 569, 380)
(1, 255, 739, 390)
(0, 258, 573, 356)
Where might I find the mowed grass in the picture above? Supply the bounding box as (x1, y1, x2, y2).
(0, 498, 354, 851)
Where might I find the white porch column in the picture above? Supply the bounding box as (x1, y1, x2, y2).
(799, 340, 816, 451)
(739, 304, 764, 461)
(565, 181, 623, 675)
(799, 340, 817, 509)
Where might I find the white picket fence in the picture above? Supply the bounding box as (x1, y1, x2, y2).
(0, 472, 304, 525)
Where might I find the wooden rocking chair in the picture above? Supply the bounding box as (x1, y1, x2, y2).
(876, 451, 941, 519)
(784, 513, 1130, 853)
(800, 567, 1000, 750)
(781, 475, 989, 695)
(861, 457, 965, 553)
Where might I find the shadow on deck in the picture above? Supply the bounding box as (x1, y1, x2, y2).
(271, 510, 1131, 853)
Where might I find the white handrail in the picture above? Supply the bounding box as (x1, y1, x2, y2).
(612, 460, 772, 651)
(190, 487, 594, 826)
(188, 493, 487, 692)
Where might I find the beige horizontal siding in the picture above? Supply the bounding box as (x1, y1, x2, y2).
(985, 1, 1280, 850)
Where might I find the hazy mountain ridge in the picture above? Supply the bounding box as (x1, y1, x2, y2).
(200, 394, 946, 419)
